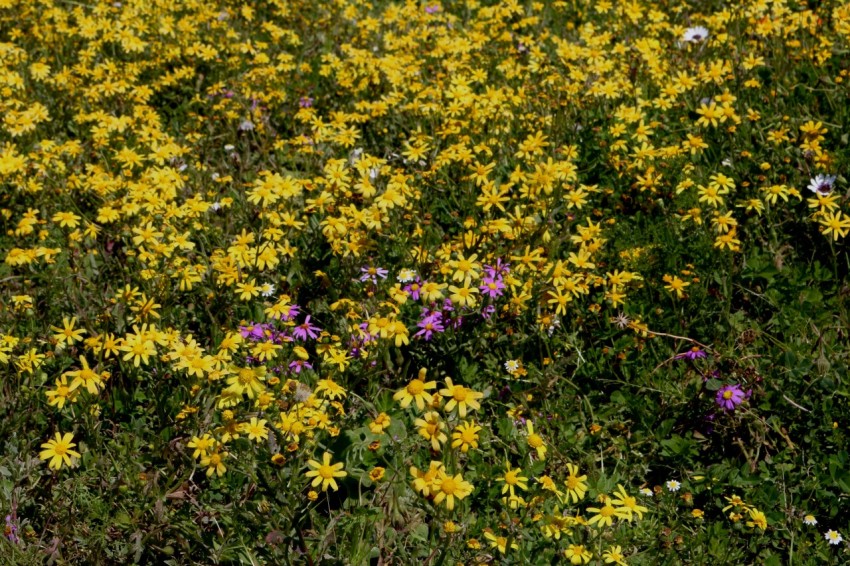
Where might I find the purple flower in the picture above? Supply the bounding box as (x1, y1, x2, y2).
(716, 384, 748, 411)
(357, 322, 376, 344)
(278, 304, 300, 322)
(481, 304, 496, 319)
(479, 275, 505, 299)
(288, 360, 313, 373)
(415, 311, 445, 341)
(675, 347, 707, 361)
(299, 96, 314, 108)
(292, 315, 321, 341)
(403, 277, 423, 301)
(360, 265, 389, 284)
(484, 259, 510, 279)
(5, 515, 18, 543)
(240, 322, 273, 341)
(424, 4, 440, 14)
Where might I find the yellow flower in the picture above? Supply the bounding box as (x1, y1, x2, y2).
(448, 284, 479, 308)
(368, 412, 392, 434)
(369, 467, 386, 482)
(484, 531, 518, 554)
(451, 420, 482, 453)
(305, 452, 347, 492)
(746, 508, 768, 531)
(449, 252, 481, 283)
(610, 484, 649, 521)
(564, 544, 592, 564)
(186, 434, 215, 459)
(820, 210, 850, 240)
(51, 211, 81, 228)
(586, 496, 630, 528)
(200, 450, 228, 477)
(393, 368, 437, 410)
(39, 432, 81, 470)
(414, 411, 447, 451)
(602, 545, 627, 565)
(50, 317, 86, 347)
(524, 420, 547, 459)
(314, 377, 347, 400)
(663, 275, 690, 299)
(63, 356, 105, 395)
(431, 470, 473, 511)
(439, 378, 483, 417)
(45, 375, 78, 409)
(562, 463, 588, 503)
(496, 462, 529, 497)
(410, 461, 444, 496)
(241, 418, 269, 443)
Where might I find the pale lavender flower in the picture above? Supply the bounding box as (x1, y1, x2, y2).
(360, 265, 389, 284)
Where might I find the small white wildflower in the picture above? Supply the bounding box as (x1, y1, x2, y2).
(397, 269, 416, 283)
(803, 514, 817, 526)
(210, 202, 222, 211)
(807, 174, 836, 195)
(665, 480, 681, 492)
(224, 144, 235, 152)
(825, 529, 843, 545)
(238, 119, 254, 131)
(721, 158, 733, 167)
(369, 167, 380, 181)
(640, 488, 654, 497)
(261, 283, 276, 298)
(504, 359, 520, 373)
(682, 26, 709, 43)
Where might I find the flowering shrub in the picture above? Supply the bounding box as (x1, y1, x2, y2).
(1, 0, 850, 563)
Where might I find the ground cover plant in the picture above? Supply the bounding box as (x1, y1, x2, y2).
(2, 0, 850, 564)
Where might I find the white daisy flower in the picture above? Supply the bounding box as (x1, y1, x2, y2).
(238, 119, 254, 131)
(803, 514, 817, 526)
(260, 283, 276, 297)
(504, 359, 520, 373)
(682, 26, 709, 43)
(640, 487, 654, 497)
(807, 174, 836, 195)
(396, 268, 416, 283)
(825, 529, 843, 545)
(665, 480, 681, 492)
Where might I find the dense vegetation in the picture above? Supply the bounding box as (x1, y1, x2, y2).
(2, 0, 850, 564)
